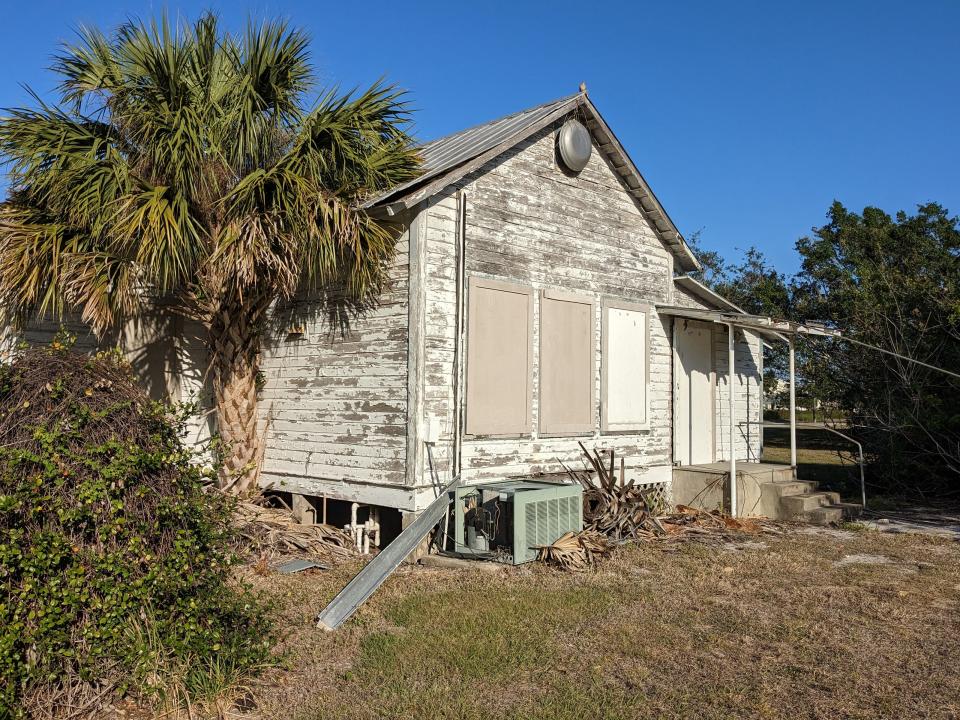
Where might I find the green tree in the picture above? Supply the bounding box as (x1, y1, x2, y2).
(714, 247, 791, 318)
(685, 229, 728, 287)
(0, 14, 420, 492)
(793, 202, 960, 493)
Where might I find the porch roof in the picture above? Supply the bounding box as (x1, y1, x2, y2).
(655, 305, 841, 343)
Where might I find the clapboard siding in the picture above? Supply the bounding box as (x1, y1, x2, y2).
(417, 124, 678, 494)
(19, 321, 100, 353)
(713, 329, 764, 462)
(257, 234, 411, 497)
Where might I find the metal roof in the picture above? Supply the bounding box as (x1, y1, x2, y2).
(412, 93, 580, 193)
(365, 93, 579, 212)
(365, 91, 701, 273)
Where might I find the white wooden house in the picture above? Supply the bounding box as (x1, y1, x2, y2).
(9, 90, 851, 532)
(253, 90, 772, 519)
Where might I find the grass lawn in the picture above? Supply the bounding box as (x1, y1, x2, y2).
(245, 527, 960, 720)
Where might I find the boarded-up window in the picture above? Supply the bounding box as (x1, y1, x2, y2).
(465, 278, 533, 436)
(539, 291, 595, 434)
(601, 300, 650, 430)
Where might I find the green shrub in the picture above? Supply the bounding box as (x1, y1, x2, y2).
(0, 344, 271, 716)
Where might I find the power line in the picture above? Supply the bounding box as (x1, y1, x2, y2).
(811, 333, 960, 381)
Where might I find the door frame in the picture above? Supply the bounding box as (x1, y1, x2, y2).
(672, 318, 717, 465)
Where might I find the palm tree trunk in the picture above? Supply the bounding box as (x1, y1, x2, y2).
(210, 302, 263, 494)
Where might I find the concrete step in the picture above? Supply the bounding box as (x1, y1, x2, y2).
(807, 506, 845, 526)
(782, 497, 863, 527)
(834, 502, 863, 520)
(766, 480, 818, 497)
(780, 492, 838, 516)
(766, 465, 799, 484)
(760, 473, 862, 525)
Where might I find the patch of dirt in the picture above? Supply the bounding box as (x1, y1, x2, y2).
(833, 553, 892, 566)
(794, 526, 857, 540)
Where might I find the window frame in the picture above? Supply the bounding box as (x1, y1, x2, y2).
(600, 297, 652, 433)
(463, 276, 535, 439)
(537, 288, 597, 437)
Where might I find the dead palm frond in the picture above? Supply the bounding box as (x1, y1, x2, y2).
(536, 530, 614, 572)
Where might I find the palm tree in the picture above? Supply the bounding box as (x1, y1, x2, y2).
(0, 14, 420, 493)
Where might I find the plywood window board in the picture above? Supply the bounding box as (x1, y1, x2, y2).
(464, 277, 534, 437)
(601, 299, 651, 432)
(539, 289, 596, 435)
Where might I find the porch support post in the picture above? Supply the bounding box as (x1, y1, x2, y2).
(727, 323, 737, 517)
(789, 335, 797, 475)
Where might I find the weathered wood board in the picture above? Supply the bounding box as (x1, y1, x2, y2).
(256, 233, 412, 505)
(415, 125, 683, 498)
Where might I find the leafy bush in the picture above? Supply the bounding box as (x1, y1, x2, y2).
(0, 343, 271, 716)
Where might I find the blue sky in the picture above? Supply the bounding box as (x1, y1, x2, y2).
(1, 0, 957, 274)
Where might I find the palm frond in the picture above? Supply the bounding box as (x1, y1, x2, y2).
(222, 18, 311, 170)
(112, 185, 206, 293)
(0, 101, 114, 187)
(0, 203, 138, 331)
(62, 250, 142, 330)
(0, 10, 422, 338)
(53, 25, 124, 111)
(288, 81, 421, 198)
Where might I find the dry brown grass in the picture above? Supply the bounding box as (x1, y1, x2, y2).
(242, 527, 960, 720)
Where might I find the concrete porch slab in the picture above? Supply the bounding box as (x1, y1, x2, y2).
(672, 462, 796, 516)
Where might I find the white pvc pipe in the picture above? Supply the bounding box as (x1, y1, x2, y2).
(348, 503, 362, 553)
(451, 190, 467, 481)
(728, 324, 737, 518)
(344, 504, 382, 554)
(789, 337, 797, 474)
(372, 508, 381, 547)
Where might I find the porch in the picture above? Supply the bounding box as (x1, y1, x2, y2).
(660, 291, 859, 520)
(672, 460, 859, 523)
(673, 461, 792, 517)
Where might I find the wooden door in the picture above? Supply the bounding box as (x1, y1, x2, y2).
(675, 322, 715, 465)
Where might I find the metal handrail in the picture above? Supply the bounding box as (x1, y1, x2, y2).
(762, 421, 866, 509)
